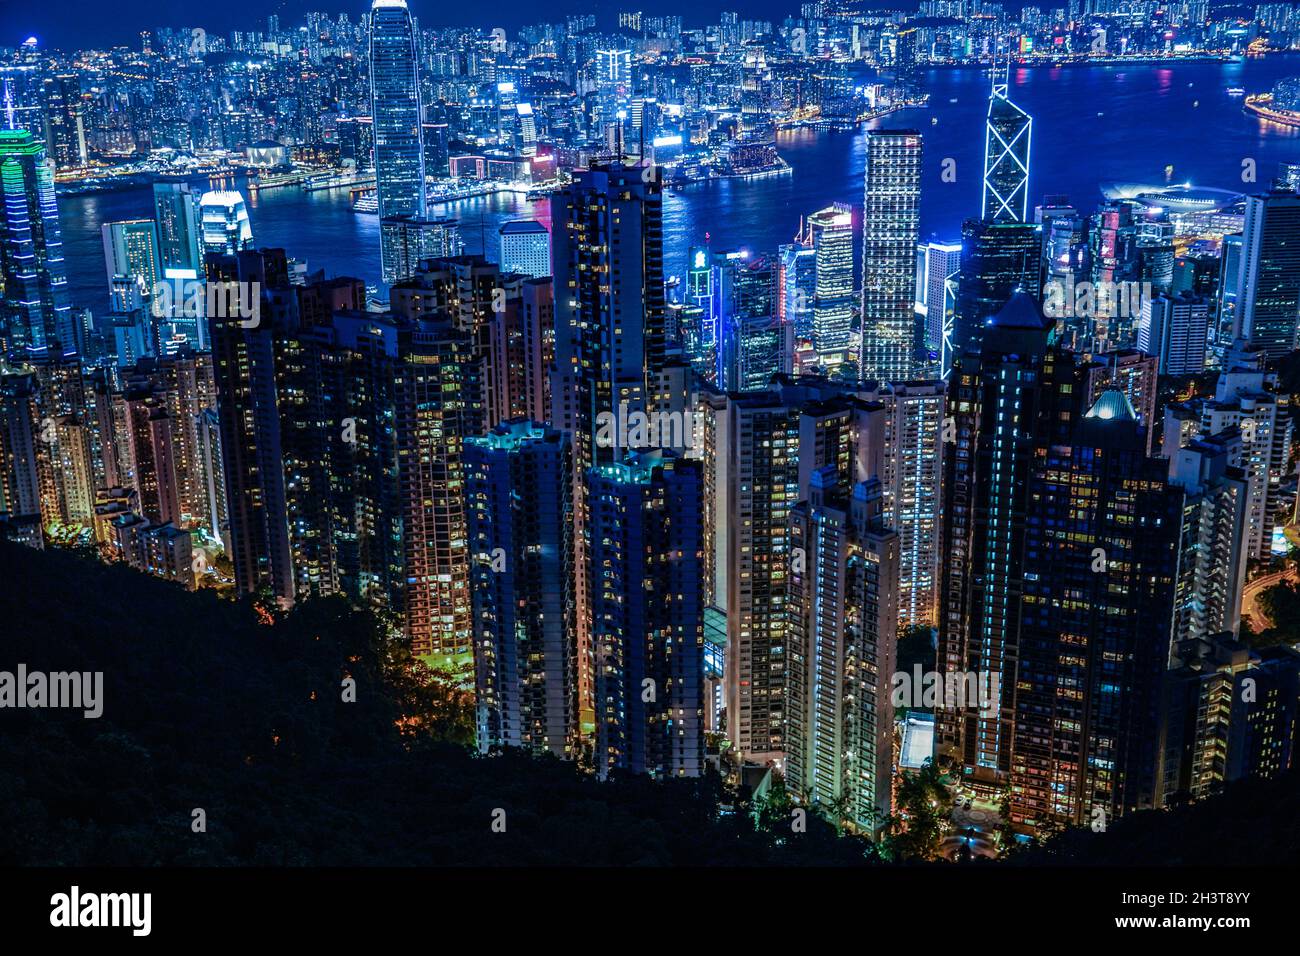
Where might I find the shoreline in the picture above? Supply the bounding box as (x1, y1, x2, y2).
(1242, 92, 1300, 128)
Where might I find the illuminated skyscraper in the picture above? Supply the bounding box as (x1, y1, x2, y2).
(122, 389, 181, 527)
(808, 204, 855, 365)
(551, 162, 672, 729)
(199, 191, 253, 256)
(861, 130, 922, 381)
(515, 278, 555, 425)
(777, 238, 816, 339)
(0, 129, 72, 353)
(153, 182, 204, 277)
(1164, 355, 1293, 561)
(206, 249, 296, 605)
(588, 450, 704, 779)
(337, 116, 375, 173)
(981, 62, 1032, 223)
(726, 381, 882, 764)
(101, 219, 162, 311)
(937, 293, 1083, 783)
(1237, 189, 1300, 361)
(1216, 232, 1244, 348)
(41, 74, 87, 170)
(369, 0, 427, 282)
(1012, 391, 1182, 832)
(683, 246, 718, 382)
(465, 420, 576, 758)
(389, 254, 529, 430)
(1138, 292, 1210, 376)
(1168, 431, 1249, 646)
(594, 49, 632, 96)
(713, 251, 790, 392)
(787, 469, 899, 833)
(914, 240, 961, 377)
(869, 380, 946, 628)
(955, 218, 1040, 359)
(378, 215, 462, 284)
(893, 26, 919, 90)
(551, 163, 667, 470)
(498, 220, 551, 279)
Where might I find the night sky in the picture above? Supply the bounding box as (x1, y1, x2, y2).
(0, 0, 829, 52)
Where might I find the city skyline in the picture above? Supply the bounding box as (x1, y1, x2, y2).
(4, 0, 823, 52)
(2, 0, 1300, 889)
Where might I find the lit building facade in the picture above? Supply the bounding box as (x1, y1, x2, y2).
(588, 451, 704, 780)
(369, 0, 427, 283)
(861, 130, 922, 381)
(787, 469, 899, 834)
(465, 420, 576, 758)
(0, 129, 72, 353)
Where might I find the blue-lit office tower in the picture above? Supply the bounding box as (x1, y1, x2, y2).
(369, 0, 426, 284)
(893, 27, 919, 91)
(499, 220, 550, 279)
(594, 48, 632, 108)
(153, 182, 206, 347)
(787, 470, 899, 834)
(954, 218, 1041, 359)
(683, 246, 718, 383)
(495, 80, 520, 148)
(809, 204, 855, 366)
(1237, 189, 1300, 361)
(1036, 196, 1087, 348)
(465, 420, 576, 759)
(1013, 391, 1182, 832)
(41, 74, 87, 171)
(587, 451, 704, 779)
(914, 241, 961, 377)
(981, 60, 1032, 223)
(777, 239, 816, 339)
(0, 129, 72, 354)
(1138, 292, 1210, 376)
(699, 248, 742, 375)
(199, 190, 253, 256)
(1216, 232, 1243, 349)
(953, 63, 1037, 361)
(861, 131, 922, 381)
(595, 48, 632, 91)
(102, 219, 162, 309)
(103, 219, 164, 359)
(713, 251, 792, 392)
(154, 182, 203, 276)
(937, 293, 1083, 785)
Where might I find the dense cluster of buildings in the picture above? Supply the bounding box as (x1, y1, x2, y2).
(7, 0, 1298, 201)
(1, 3, 1299, 845)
